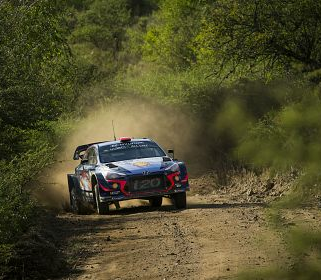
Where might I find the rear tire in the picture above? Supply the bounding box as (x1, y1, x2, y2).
(149, 196, 163, 207)
(70, 188, 87, 214)
(94, 184, 109, 215)
(172, 192, 187, 209)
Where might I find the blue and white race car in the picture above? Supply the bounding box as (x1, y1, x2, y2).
(67, 137, 189, 214)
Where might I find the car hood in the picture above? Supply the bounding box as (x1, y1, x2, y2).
(104, 157, 174, 175)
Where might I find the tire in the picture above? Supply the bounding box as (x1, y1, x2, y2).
(94, 184, 109, 215)
(70, 188, 87, 214)
(149, 196, 163, 207)
(172, 192, 187, 209)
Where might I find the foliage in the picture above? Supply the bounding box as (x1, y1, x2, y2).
(122, 16, 150, 64)
(0, 144, 55, 276)
(232, 88, 321, 178)
(0, 0, 75, 128)
(69, 0, 131, 82)
(116, 63, 213, 105)
(213, 83, 321, 278)
(0, 0, 76, 161)
(194, 0, 321, 81)
(0, 1, 76, 276)
(71, 0, 130, 52)
(143, 0, 206, 69)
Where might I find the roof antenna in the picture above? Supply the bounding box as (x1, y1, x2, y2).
(112, 120, 116, 141)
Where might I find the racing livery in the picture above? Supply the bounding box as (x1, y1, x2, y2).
(67, 137, 189, 214)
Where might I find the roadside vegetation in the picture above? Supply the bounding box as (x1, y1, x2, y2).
(1, 0, 321, 278)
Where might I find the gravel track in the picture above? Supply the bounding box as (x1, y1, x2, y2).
(55, 193, 318, 280)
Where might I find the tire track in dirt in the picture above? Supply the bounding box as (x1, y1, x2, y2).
(56, 195, 321, 280)
(59, 202, 200, 280)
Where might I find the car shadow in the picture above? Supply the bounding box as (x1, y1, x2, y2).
(187, 202, 267, 209)
(107, 204, 177, 215)
(106, 201, 266, 216)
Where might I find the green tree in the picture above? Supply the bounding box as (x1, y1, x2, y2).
(195, 0, 321, 81)
(69, 0, 132, 85)
(0, 0, 75, 158)
(143, 0, 206, 69)
(71, 0, 130, 54)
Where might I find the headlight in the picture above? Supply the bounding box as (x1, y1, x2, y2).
(166, 163, 180, 173)
(106, 172, 126, 180)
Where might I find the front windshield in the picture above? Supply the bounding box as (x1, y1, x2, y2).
(99, 141, 166, 163)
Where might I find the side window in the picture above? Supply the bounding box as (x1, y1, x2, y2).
(88, 148, 98, 165)
(82, 151, 88, 161)
(92, 149, 98, 165)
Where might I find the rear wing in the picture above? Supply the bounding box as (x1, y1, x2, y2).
(73, 141, 109, 160)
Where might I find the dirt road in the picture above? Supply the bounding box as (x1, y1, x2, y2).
(53, 191, 320, 280)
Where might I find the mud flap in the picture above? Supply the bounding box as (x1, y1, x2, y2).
(114, 201, 120, 209)
(67, 174, 75, 191)
(178, 162, 187, 178)
(178, 162, 189, 187)
(67, 174, 82, 200)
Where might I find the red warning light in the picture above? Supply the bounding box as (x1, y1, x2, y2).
(119, 137, 132, 142)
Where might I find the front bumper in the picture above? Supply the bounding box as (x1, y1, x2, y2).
(99, 184, 189, 202)
(97, 171, 189, 203)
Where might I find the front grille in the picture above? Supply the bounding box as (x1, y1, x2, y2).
(128, 174, 165, 192)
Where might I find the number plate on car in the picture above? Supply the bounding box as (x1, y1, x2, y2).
(130, 176, 164, 192)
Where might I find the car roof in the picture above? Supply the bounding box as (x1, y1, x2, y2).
(73, 138, 154, 159)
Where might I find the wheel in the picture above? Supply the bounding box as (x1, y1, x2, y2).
(172, 192, 187, 209)
(70, 188, 87, 214)
(149, 196, 163, 207)
(94, 184, 109, 215)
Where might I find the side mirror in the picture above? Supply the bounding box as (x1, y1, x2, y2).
(73, 153, 84, 160)
(73, 153, 79, 160)
(167, 149, 175, 159)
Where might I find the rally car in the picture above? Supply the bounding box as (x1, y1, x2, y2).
(67, 137, 189, 214)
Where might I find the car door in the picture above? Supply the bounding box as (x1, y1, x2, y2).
(79, 148, 96, 191)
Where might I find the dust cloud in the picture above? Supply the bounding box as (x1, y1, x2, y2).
(34, 98, 210, 209)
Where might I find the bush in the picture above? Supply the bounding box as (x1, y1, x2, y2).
(0, 144, 55, 277)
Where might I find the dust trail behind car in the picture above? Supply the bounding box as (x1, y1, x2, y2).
(34, 98, 211, 209)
